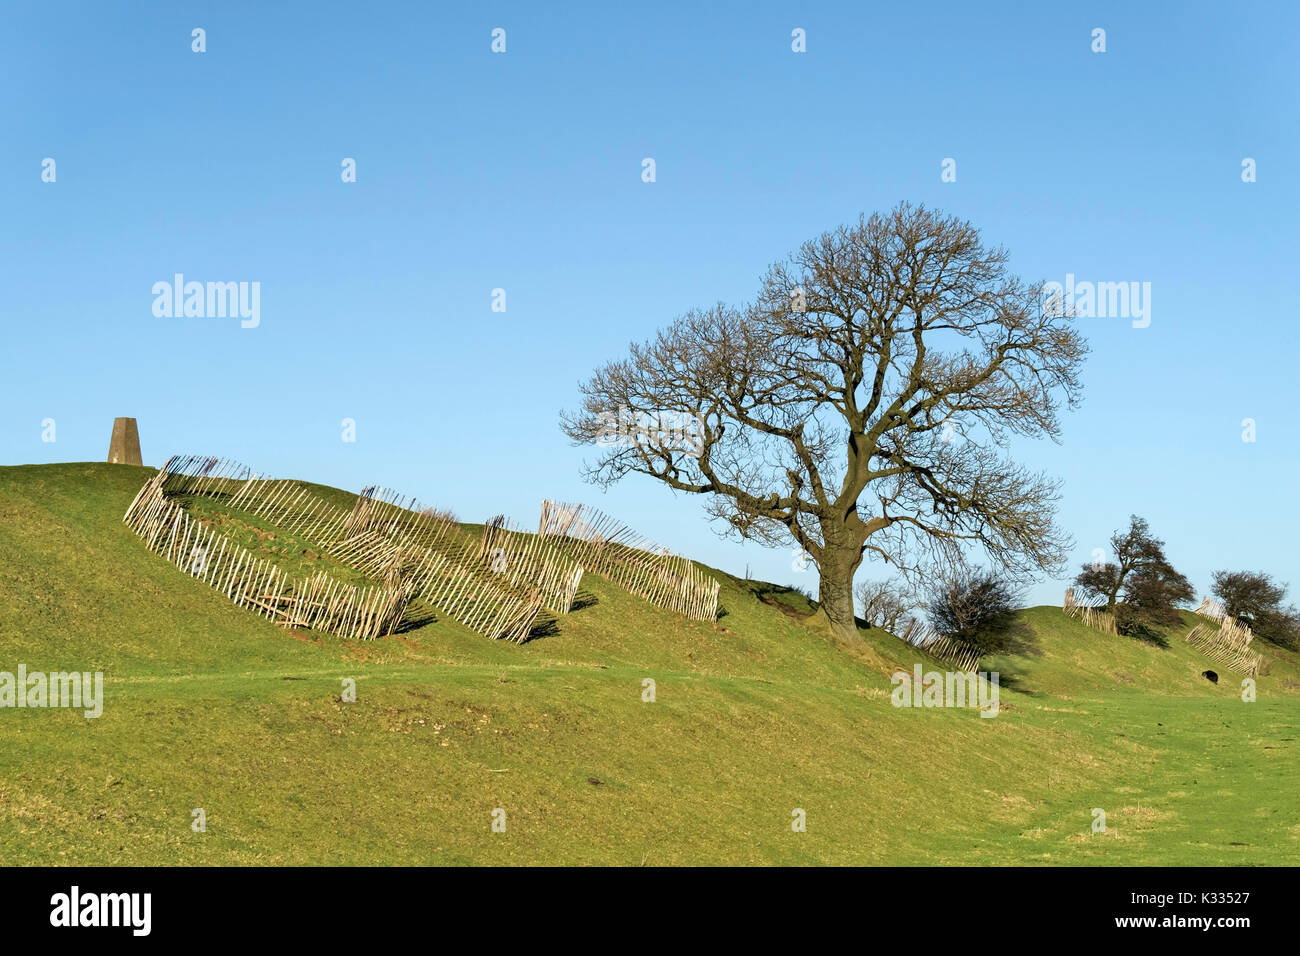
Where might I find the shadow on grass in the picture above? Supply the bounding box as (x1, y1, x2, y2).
(1128, 627, 1170, 649)
(528, 612, 561, 640)
(986, 620, 1042, 658)
(748, 581, 817, 620)
(395, 599, 438, 634)
(985, 669, 1042, 696)
(569, 589, 600, 612)
(967, 622, 1047, 696)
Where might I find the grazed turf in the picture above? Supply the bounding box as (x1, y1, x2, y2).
(1, 463, 1295, 865)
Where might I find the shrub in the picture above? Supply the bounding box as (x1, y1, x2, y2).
(924, 570, 1022, 652)
(1212, 570, 1300, 648)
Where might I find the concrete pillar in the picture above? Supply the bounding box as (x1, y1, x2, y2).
(107, 417, 143, 465)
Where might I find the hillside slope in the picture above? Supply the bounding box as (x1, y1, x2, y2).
(1, 463, 1297, 865)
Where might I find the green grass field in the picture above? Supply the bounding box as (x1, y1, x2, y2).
(2, 463, 1297, 865)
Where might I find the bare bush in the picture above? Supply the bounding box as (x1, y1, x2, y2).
(854, 578, 913, 632)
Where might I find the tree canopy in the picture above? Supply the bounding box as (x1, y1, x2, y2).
(563, 203, 1087, 639)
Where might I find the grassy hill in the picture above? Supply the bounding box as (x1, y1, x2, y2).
(2, 463, 1297, 865)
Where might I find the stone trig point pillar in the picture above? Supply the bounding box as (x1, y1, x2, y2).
(107, 417, 143, 465)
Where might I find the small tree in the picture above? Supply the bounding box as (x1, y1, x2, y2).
(1114, 564, 1195, 635)
(924, 569, 1021, 652)
(1211, 570, 1300, 647)
(1074, 516, 1193, 632)
(855, 578, 912, 632)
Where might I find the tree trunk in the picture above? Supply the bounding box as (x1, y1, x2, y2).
(1106, 571, 1125, 611)
(814, 540, 862, 641)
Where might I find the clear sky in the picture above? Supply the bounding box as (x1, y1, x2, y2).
(3, 1, 1297, 609)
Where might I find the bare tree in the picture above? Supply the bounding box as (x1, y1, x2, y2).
(561, 203, 1086, 641)
(854, 578, 913, 632)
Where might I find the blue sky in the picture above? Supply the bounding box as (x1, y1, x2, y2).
(3, 1, 1297, 608)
